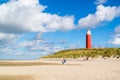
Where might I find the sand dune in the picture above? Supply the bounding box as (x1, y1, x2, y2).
(0, 58, 120, 80)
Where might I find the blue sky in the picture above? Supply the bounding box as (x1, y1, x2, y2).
(0, 0, 120, 60)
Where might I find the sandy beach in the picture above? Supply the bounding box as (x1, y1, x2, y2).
(0, 58, 120, 80)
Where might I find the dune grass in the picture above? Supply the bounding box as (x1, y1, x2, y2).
(41, 48, 120, 59)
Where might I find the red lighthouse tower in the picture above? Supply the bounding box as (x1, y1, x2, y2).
(86, 28, 91, 49)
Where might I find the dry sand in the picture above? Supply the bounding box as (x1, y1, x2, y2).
(0, 58, 120, 80)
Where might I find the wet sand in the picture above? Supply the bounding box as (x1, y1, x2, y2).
(0, 75, 33, 80)
(0, 58, 120, 80)
(0, 60, 59, 66)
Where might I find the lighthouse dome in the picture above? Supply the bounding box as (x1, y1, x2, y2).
(86, 28, 91, 35)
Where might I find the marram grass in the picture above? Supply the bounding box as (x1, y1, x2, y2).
(41, 48, 120, 59)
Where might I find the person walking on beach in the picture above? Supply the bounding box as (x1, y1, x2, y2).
(62, 58, 67, 64)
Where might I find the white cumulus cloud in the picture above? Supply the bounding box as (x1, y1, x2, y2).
(78, 5, 120, 28)
(108, 34, 120, 45)
(0, 0, 75, 33)
(108, 25, 120, 45)
(0, 33, 23, 55)
(115, 25, 120, 34)
(95, 0, 107, 5)
(0, 33, 19, 48)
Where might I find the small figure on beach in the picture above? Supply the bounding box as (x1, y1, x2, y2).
(62, 58, 67, 64)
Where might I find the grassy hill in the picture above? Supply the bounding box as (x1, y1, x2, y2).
(41, 48, 120, 59)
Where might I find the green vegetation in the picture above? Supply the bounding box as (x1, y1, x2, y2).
(41, 48, 120, 59)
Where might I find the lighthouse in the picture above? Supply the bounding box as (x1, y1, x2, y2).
(86, 28, 91, 49)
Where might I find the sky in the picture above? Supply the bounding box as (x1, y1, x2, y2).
(0, 0, 120, 60)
